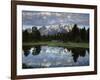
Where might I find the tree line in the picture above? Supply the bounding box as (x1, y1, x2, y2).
(23, 24, 89, 43)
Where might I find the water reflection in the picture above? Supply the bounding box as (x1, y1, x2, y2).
(22, 45, 89, 69)
(71, 48, 86, 62)
(23, 46, 30, 57)
(32, 45, 41, 55)
(23, 45, 41, 56)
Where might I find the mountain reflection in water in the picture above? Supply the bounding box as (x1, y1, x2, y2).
(22, 45, 89, 69)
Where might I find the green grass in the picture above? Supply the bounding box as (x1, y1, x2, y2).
(23, 41, 89, 48)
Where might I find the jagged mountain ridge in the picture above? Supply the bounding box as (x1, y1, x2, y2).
(39, 24, 73, 36)
(25, 24, 74, 35)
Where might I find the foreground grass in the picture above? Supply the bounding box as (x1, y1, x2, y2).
(23, 41, 89, 48)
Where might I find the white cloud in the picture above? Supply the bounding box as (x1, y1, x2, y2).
(67, 15, 71, 19)
(23, 12, 35, 16)
(59, 19, 64, 23)
(42, 16, 47, 20)
(55, 13, 62, 17)
(39, 12, 51, 16)
(49, 20, 56, 24)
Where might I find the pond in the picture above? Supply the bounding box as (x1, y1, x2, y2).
(22, 45, 89, 69)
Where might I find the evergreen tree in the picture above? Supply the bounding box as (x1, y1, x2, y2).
(80, 27, 87, 42)
(71, 24, 81, 42)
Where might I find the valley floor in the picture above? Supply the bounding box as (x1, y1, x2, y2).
(23, 41, 89, 48)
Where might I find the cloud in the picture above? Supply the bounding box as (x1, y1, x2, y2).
(55, 13, 62, 17)
(42, 16, 47, 20)
(49, 20, 56, 24)
(39, 12, 51, 16)
(67, 15, 71, 19)
(59, 19, 64, 23)
(22, 11, 89, 26)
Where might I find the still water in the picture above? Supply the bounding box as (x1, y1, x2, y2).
(22, 45, 89, 69)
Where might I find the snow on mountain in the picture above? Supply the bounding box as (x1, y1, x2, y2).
(39, 24, 73, 36)
(24, 24, 74, 35)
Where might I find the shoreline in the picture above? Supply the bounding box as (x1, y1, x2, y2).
(23, 41, 89, 48)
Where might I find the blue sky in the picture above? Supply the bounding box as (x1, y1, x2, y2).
(22, 11, 89, 29)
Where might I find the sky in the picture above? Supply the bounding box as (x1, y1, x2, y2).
(22, 11, 89, 29)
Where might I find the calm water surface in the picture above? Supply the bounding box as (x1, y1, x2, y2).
(22, 45, 89, 69)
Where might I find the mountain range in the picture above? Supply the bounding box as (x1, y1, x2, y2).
(26, 24, 74, 36)
(39, 24, 73, 36)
